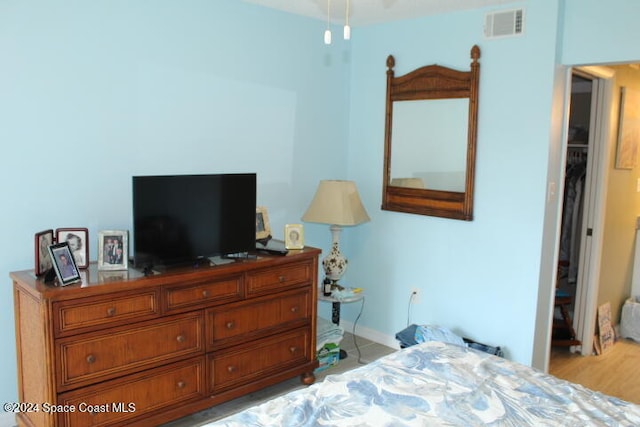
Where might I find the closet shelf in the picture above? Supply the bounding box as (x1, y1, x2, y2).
(568, 142, 588, 150)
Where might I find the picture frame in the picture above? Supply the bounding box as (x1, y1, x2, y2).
(98, 230, 129, 270)
(35, 229, 55, 276)
(615, 86, 640, 169)
(56, 228, 89, 269)
(47, 241, 81, 286)
(34, 229, 55, 276)
(285, 224, 305, 250)
(256, 206, 272, 240)
(597, 302, 615, 354)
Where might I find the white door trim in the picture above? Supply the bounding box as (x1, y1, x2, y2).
(572, 65, 615, 355)
(533, 65, 615, 372)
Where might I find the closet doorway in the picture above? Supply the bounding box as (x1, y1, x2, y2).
(554, 72, 592, 348)
(554, 66, 615, 356)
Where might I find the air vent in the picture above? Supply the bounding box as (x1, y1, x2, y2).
(484, 8, 524, 38)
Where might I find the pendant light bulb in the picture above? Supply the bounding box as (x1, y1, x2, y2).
(344, 0, 351, 40)
(324, 0, 332, 45)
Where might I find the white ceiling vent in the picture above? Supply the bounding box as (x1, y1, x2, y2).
(484, 8, 524, 38)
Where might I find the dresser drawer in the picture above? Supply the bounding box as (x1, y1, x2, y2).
(207, 290, 311, 348)
(53, 291, 159, 337)
(59, 357, 205, 427)
(210, 328, 310, 393)
(164, 275, 243, 311)
(246, 262, 312, 295)
(56, 312, 204, 390)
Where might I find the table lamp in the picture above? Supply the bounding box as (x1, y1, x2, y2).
(302, 180, 370, 286)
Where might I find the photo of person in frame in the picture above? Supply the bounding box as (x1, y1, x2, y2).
(98, 230, 128, 271)
(289, 229, 300, 246)
(256, 213, 265, 234)
(38, 232, 54, 274)
(103, 235, 124, 265)
(57, 252, 78, 280)
(64, 232, 86, 266)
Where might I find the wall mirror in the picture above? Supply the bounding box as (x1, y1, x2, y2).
(382, 45, 480, 220)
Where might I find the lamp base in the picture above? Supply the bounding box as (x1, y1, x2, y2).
(322, 225, 347, 283)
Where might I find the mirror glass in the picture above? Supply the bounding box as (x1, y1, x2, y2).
(382, 45, 480, 220)
(390, 99, 469, 192)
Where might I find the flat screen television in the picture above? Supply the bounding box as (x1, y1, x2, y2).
(132, 173, 256, 270)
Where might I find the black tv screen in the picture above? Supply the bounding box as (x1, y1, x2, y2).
(132, 173, 256, 270)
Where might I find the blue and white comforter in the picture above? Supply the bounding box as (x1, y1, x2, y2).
(206, 341, 640, 426)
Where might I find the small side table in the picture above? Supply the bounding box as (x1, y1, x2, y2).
(318, 288, 365, 359)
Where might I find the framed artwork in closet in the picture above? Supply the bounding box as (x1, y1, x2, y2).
(615, 86, 640, 170)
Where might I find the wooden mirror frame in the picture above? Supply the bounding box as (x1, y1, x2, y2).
(382, 45, 480, 220)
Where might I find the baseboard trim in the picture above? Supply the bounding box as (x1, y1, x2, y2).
(341, 320, 400, 349)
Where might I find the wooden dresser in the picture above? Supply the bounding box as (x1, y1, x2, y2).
(11, 248, 320, 427)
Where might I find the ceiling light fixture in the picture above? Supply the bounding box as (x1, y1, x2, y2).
(344, 0, 351, 40)
(324, 0, 332, 45)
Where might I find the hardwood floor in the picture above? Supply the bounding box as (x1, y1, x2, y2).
(549, 338, 640, 404)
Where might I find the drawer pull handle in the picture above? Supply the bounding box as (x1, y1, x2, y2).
(106, 307, 116, 316)
(176, 335, 186, 343)
(227, 365, 236, 373)
(278, 276, 285, 282)
(289, 346, 298, 353)
(177, 380, 186, 389)
(226, 321, 235, 329)
(86, 354, 96, 364)
(202, 290, 210, 298)
(290, 306, 298, 313)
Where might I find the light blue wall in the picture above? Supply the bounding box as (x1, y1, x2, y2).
(343, 1, 561, 365)
(0, 0, 349, 403)
(562, 0, 640, 65)
(340, 0, 640, 369)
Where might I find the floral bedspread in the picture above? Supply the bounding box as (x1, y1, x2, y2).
(205, 341, 640, 426)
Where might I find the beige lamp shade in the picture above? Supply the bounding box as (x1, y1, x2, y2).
(302, 180, 369, 283)
(302, 180, 370, 226)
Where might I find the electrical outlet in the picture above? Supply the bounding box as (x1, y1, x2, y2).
(410, 287, 421, 304)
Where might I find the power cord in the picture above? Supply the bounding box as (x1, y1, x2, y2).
(407, 290, 418, 326)
(352, 297, 365, 364)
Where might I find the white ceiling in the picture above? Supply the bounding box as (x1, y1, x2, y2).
(241, 0, 518, 26)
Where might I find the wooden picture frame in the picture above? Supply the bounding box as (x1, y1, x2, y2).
(98, 230, 128, 270)
(597, 302, 615, 354)
(256, 206, 271, 240)
(34, 229, 55, 276)
(47, 241, 81, 286)
(285, 224, 304, 249)
(616, 86, 640, 169)
(56, 228, 89, 269)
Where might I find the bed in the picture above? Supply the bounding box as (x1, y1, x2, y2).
(204, 340, 640, 426)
